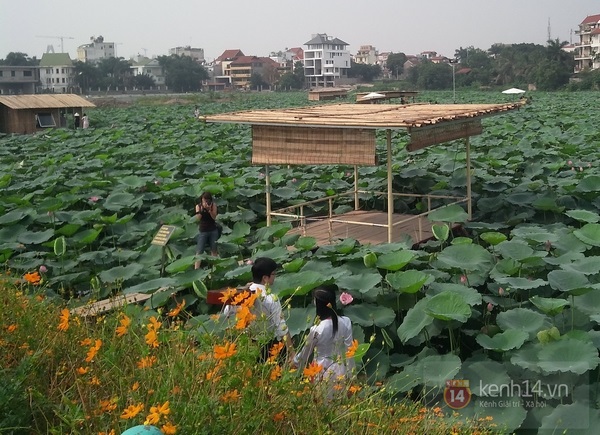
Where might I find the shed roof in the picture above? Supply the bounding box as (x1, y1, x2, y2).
(0, 94, 95, 110)
(201, 102, 524, 130)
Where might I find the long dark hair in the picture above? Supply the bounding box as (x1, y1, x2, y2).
(314, 287, 338, 336)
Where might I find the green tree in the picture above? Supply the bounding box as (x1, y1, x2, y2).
(386, 52, 407, 78)
(250, 73, 267, 90)
(0, 52, 38, 66)
(73, 60, 102, 92)
(96, 57, 133, 90)
(157, 55, 209, 92)
(132, 74, 156, 90)
(348, 61, 382, 82)
(408, 61, 452, 90)
(278, 72, 303, 90)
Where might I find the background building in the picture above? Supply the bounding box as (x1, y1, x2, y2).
(0, 66, 38, 95)
(355, 45, 378, 64)
(39, 53, 75, 93)
(574, 14, 600, 73)
(169, 46, 205, 64)
(77, 36, 116, 63)
(303, 33, 351, 88)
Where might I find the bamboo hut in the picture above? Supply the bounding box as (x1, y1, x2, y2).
(308, 88, 349, 101)
(201, 102, 524, 246)
(0, 94, 95, 134)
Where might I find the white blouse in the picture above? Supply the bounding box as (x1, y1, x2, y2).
(294, 316, 355, 380)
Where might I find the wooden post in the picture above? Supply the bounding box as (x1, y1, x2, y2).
(465, 136, 472, 220)
(354, 165, 359, 210)
(387, 129, 393, 243)
(265, 165, 272, 226)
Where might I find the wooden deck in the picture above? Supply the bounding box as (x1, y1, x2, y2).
(287, 210, 439, 247)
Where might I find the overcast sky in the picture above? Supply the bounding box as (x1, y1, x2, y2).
(1, 0, 598, 62)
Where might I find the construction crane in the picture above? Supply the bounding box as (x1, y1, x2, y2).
(35, 35, 75, 53)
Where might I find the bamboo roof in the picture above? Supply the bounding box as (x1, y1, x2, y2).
(202, 102, 524, 130)
(0, 94, 95, 110)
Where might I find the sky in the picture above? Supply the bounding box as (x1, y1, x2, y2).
(1, 0, 598, 62)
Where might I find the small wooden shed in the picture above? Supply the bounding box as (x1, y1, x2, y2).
(202, 102, 524, 246)
(356, 90, 419, 104)
(308, 88, 349, 101)
(0, 94, 95, 134)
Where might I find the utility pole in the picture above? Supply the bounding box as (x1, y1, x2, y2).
(449, 59, 457, 103)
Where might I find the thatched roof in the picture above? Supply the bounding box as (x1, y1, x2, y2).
(202, 102, 524, 130)
(0, 94, 95, 110)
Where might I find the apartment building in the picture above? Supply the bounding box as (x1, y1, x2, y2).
(303, 33, 351, 88)
(169, 46, 205, 64)
(77, 36, 116, 63)
(39, 53, 75, 93)
(130, 56, 166, 88)
(355, 45, 378, 65)
(228, 56, 278, 89)
(0, 66, 39, 94)
(574, 14, 600, 73)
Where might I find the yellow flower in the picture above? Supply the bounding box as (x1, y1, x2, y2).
(349, 385, 362, 394)
(346, 339, 359, 358)
(232, 290, 249, 306)
(85, 339, 102, 362)
(144, 412, 161, 425)
(99, 398, 117, 413)
(148, 316, 162, 331)
(167, 300, 186, 317)
(57, 309, 70, 332)
(116, 314, 131, 337)
(220, 389, 241, 403)
(131, 381, 140, 391)
(24, 271, 41, 285)
(161, 422, 177, 435)
(150, 401, 170, 417)
(213, 341, 236, 359)
(120, 403, 144, 419)
(77, 367, 89, 375)
(303, 361, 323, 379)
(89, 376, 101, 386)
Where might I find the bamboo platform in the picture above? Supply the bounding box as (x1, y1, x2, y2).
(287, 210, 445, 247)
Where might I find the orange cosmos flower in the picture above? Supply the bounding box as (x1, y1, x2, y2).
(89, 376, 101, 386)
(116, 314, 131, 337)
(24, 271, 41, 285)
(80, 338, 92, 346)
(7, 324, 17, 333)
(220, 389, 241, 403)
(57, 309, 70, 332)
(303, 361, 323, 380)
(171, 385, 182, 395)
(161, 422, 177, 435)
(137, 355, 157, 369)
(77, 367, 89, 375)
(270, 364, 282, 381)
(131, 381, 140, 391)
(267, 341, 284, 363)
(99, 399, 118, 413)
(232, 290, 249, 306)
(213, 341, 237, 359)
(148, 316, 162, 331)
(273, 411, 285, 422)
(218, 288, 238, 304)
(150, 401, 170, 417)
(144, 412, 161, 425)
(346, 339, 359, 358)
(85, 339, 102, 362)
(120, 403, 144, 419)
(167, 300, 186, 317)
(235, 305, 256, 330)
(145, 329, 159, 348)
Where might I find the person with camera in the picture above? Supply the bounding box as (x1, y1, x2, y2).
(195, 192, 219, 269)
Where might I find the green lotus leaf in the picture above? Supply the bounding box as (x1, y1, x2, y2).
(17, 229, 54, 244)
(543, 251, 585, 266)
(563, 256, 600, 275)
(573, 223, 600, 247)
(229, 221, 251, 240)
(337, 272, 381, 293)
(495, 277, 547, 290)
(510, 226, 560, 243)
(424, 291, 471, 322)
(427, 204, 468, 223)
(363, 252, 378, 268)
(436, 243, 494, 271)
(529, 296, 569, 316)
(37, 197, 64, 212)
(532, 197, 564, 212)
(460, 358, 511, 396)
(271, 187, 299, 199)
(540, 402, 600, 431)
(56, 223, 81, 237)
(480, 231, 507, 246)
(192, 280, 208, 299)
(273, 270, 324, 297)
(510, 342, 543, 372)
(118, 175, 148, 189)
(144, 288, 178, 308)
(386, 269, 428, 294)
(538, 338, 600, 375)
(165, 255, 196, 274)
(100, 213, 118, 224)
(476, 330, 528, 351)
(0, 209, 28, 225)
(572, 289, 600, 318)
(103, 192, 138, 211)
(334, 238, 358, 254)
(397, 297, 434, 343)
(123, 277, 178, 294)
(496, 240, 535, 261)
(576, 174, 600, 192)
(427, 283, 482, 306)
(353, 343, 370, 362)
(99, 263, 144, 284)
(295, 236, 317, 251)
(496, 308, 549, 338)
(376, 250, 415, 271)
(397, 354, 462, 391)
(345, 303, 395, 327)
(547, 269, 592, 295)
(282, 258, 304, 273)
(431, 223, 450, 242)
(450, 236, 472, 245)
(286, 307, 314, 337)
(72, 228, 102, 245)
(565, 209, 600, 223)
(255, 223, 291, 241)
(506, 192, 538, 205)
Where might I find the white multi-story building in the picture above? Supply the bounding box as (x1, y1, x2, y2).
(77, 36, 116, 63)
(39, 53, 75, 93)
(355, 45, 378, 65)
(130, 56, 166, 88)
(574, 14, 600, 73)
(303, 33, 351, 88)
(169, 46, 205, 64)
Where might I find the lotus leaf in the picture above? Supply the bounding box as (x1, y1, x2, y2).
(565, 209, 600, 223)
(286, 307, 314, 337)
(424, 291, 471, 322)
(427, 204, 468, 223)
(376, 250, 415, 271)
(460, 358, 511, 396)
(336, 273, 382, 293)
(165, 256, 196, 274)
(476, 330, 528, 351)
(295, 236, 317, 251)
(538, 338, 600, 375)
(472, 400, 527, 434)
(386, 270, 428, 294)
(398, 354, 461, 390)
(272, 270, 324, 297)
(530, 296, 569, 316)
(397, 297, 434, 343)
(576, 175, 600, 192)
(573, 223, 600, 247)
(496, 308, 549, 338)
(436, 243, 493, 272)
(547, 269, 592, 295)
(495, 277, 547, 290)
(17, 229, 55, 244)
(427, 283, 482, 306)
(0, 209, 28, 225)
(431, 223, 450, 242)
(99, 263, 144, 284)
(480, 231, 507, 246)
(345, 303, 395, 327)
(540, 401, 600, 431)
(563, 256, 600, 275)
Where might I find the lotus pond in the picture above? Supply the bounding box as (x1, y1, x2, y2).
(2, 90, 600, 432)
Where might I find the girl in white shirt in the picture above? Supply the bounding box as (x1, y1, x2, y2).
(293, 287, 355, 387)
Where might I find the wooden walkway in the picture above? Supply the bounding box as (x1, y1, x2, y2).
(287, 210, 438, 247)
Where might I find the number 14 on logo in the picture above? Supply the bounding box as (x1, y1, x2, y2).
(444, 379, 472, 409)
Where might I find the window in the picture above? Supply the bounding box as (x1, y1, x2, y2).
(36, 113, 56, 128)
(24, 70, 32, 77)
(62, 78, 65, 83)
(11, 71, 15, 77)
(0, 71, 3, 77)
(61, 68, 65, 74)
(56, 68, 59, 74)
(46, 68, 51, 74)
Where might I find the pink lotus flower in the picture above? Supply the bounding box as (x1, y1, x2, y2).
(154, 180, 160, 185)
(39, 265, 47, 273)
(568, 160, 573, 166)
(487, 302, 494, 312)
(498, 287, 504, 296)
(339, 292, 353, 306)
(245, 259, 253, 265)
(460, 275, 467, 284)
(292, 178, 297, 183)
(89, 196, 100, 203)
